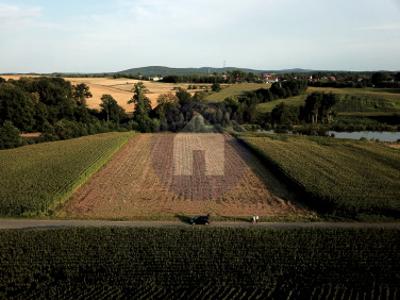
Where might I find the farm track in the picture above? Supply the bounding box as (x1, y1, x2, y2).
(60, 134, 311, 219)
(0, 219, 399, 229)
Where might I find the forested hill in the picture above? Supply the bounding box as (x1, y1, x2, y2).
(117, 66, 313, 76)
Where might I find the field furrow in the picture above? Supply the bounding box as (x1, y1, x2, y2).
(61, 133, 310, 219)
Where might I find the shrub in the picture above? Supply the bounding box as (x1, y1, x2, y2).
(0, 121, 22, 149)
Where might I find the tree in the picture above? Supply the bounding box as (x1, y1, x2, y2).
(371, 72, 388, 86)
(54, 119, 83, 140)
(320, 93, 338, 123)
(303, 93, 322, 124)
(128, 82, 151, 112)
(157, 93, 178, 106)
(395, 72, 400, 82)
(211, 82, 221, 92)
(23, 77, 76, 123)
(303, 93, 338, 124)
(100, 94, 126, 123)
(0, 77, 5, 84)
(271, 103, 299, 127)
(175, 88, 192, 106)
(0, 83, 35, 131)
(128, 82, 153, 132)
(73, 83, 92, 106)
(0, 121, 22, 149)
(230, 70, 245, 83)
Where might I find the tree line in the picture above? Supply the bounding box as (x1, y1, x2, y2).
(162, 71, 262, 84)
(308, 71, 400, 88)
(0, 77, 129, 149)
(0, 76, 311, 149)
(128, 80, 309, 133)
(268, 93, 338, 130)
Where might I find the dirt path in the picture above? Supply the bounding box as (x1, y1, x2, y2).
(0, 219, 399, 230)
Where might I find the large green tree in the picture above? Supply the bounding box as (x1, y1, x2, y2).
(100, 94, 126, 123)
(0, 121, 22, 149)
(371, 72, 389, 86)
(73, 83, 92, 106)
(211, 82, 221, 92)
(320, 93, 338, 123)
(303, 93, 337, 124)
(0, 83, 35, 131)
(271, 103, 299, 127)
(175, 88, 192, 106)
(128, 82, 153, 132)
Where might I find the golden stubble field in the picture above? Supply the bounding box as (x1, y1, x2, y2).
(60, 133, 312, 220)
(65, 77, 209, 112)
(2, 75, 208, 112)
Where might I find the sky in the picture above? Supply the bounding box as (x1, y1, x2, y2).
(0, 0, 400, 73)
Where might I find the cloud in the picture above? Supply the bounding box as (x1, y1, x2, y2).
(0, 3, 42, 27)
(115, 0, 274, 31)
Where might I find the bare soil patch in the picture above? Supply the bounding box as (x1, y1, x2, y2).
(60, 134, 312, 219)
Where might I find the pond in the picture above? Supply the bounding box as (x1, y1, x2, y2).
(328, 131, 400, 142)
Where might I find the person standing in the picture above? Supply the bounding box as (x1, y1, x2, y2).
(252, 215, 259, 224)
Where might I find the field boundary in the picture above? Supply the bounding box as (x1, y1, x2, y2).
(0, 219, 399, 229)
(49, 132, 135, 216)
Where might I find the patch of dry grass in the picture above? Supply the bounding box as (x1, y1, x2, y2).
(1, 75, 208, 112)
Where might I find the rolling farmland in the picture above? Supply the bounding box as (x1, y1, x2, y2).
(256, 86, 400, 113)
(65, 77, 207, 112)
(1, 227, 399, 299)
(239, 133, 400, 219)
(61, 133, 310, 220)
(1, 75, 207, 113)
(0, 132, 133, 217)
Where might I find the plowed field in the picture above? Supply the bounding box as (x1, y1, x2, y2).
(61, 134, 310, 219)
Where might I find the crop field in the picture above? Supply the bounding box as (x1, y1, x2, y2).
(256, 86, 400, 113)
(0, 132, 133, 217)
(61, 133, 310, 220)
(65, 77, 209, 112)
(256, 94, 306, 113)
(238, 133, 400, 219)
(1, 227, 399, 299)
(1, 75, 207, 112)
(205, 83, 269, 102)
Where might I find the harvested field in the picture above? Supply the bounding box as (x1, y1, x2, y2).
(1, 75, 208, 112)
(61, 134, 310, 219)
(65, 77, 208, 112)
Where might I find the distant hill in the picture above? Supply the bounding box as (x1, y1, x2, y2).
(117, 66, 314, 77)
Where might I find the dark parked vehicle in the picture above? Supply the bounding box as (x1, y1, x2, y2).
(190, 215, 210, 225)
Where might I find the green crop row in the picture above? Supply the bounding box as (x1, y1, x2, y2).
(0, 132, 133, 217)
(238, 133, 400, 219)
(13, 281, 397, 300)
(0, 227, 399, 299)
